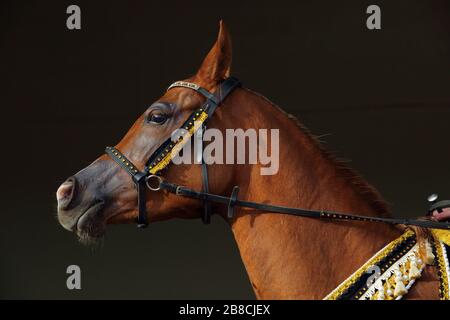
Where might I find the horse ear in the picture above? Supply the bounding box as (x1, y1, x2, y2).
(196, 20, 232, 82)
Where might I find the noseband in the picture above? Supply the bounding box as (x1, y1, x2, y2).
(105, 77, 450, 231)
(106, 76, 241, 227)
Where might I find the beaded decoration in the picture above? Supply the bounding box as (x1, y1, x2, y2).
(324, 229, 450, 300)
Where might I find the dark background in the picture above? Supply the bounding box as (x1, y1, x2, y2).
(1, 0, 449, 299)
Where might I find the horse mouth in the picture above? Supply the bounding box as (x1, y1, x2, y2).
(75, 200, 106, 243)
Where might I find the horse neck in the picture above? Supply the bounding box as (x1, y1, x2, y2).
(224, 88, 401, 299)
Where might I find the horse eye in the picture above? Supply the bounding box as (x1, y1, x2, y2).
(147, 113, 168, 125)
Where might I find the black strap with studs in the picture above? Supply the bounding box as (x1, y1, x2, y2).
(154, 178, 450, 230)
(105, 146, 149, 227)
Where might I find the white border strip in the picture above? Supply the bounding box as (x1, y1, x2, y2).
(440, 241, 450, 295)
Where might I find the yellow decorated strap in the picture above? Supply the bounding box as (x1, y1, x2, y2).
(431, 229, 450, 247)
(149, 111, 208, 174)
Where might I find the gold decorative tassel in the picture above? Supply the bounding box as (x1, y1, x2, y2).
(409, 258, 421, 279)
(394, 272, 408, 297)
(401, 263, 409, 282)
(377, 285, 385, 300)
(424, 240, 435, 265)
(385, 279, 393, 298)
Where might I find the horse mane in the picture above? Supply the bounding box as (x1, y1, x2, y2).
(243, 88, 391, 217)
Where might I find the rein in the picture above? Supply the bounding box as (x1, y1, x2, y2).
(148, 175, 450, 230)
(105, 76, 450, 231)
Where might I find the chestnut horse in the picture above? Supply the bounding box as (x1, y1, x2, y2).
(56, 22, 440, 299)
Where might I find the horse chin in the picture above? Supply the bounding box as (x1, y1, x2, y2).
(75, 202, 107, 245)
(77, 231, 104, 246)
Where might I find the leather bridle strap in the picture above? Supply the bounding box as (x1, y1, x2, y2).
(167, 77, 240, 118)
(201, 125, 212, 224)
(166, 76, 241, 224)
(167, 77, 241, 224)
(105, 146, 150, 228)
(148, 177, 450, 230)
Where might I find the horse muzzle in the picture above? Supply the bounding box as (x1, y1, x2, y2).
(56, 169, 108, 239)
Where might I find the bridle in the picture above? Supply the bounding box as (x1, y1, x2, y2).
(106, 76, 241, 227)
(105, 76, 450, 231)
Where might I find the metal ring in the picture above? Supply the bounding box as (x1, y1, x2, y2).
(145, 175, 162, 191)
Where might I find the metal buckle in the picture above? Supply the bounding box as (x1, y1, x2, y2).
(227, 186, 240, 219)
(145, 175, 162, 191)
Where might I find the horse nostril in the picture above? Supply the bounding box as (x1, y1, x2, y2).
(56, 177, 77, 209)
